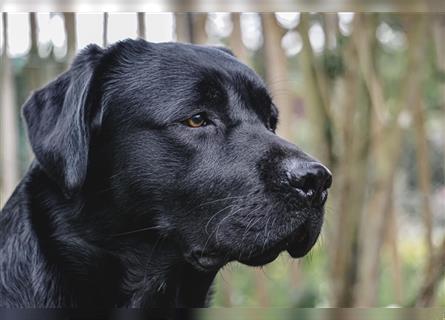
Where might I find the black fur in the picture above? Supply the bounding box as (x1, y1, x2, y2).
(0, 39, 331, 309)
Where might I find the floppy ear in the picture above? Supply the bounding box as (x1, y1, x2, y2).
(23, 45, 104, 198)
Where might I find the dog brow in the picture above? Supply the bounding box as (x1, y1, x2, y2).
(195, 71, 229, 110)
(231, 73, 274, 121)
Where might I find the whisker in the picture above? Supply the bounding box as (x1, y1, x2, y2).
(111, 226, 161, 237)
(241, 214, 260, 240)
(263, 214, 278, 254)
(178, 194, 249, 218)
(242, 213, 264, 240)
(200, 206, 245, 259)
(214, 207, 245, 244)
(261, 216, 273, 253)
(205, 204, 237, 235)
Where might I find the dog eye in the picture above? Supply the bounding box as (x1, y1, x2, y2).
(184, 113, 208, 128)
(269, 116, 277, 133)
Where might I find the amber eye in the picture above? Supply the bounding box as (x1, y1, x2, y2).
(184, 113, 208, 128)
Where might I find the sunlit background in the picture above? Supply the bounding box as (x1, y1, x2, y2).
(0, 12, 444, 309)
(0, 13, 356, 58)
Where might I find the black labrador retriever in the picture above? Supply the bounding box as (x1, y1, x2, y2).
(0, 39, 331, 308)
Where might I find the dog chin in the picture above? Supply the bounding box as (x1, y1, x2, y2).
(237, 220, 322, 266)
(186, 218, 322, 272)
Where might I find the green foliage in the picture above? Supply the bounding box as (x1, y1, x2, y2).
(322, 50, 344, 80)
(212, 241, 445, 307)
(435, 69, 445, 83)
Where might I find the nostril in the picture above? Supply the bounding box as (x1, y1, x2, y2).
(299, 173, 321, 195)
(284, 161, 332, 205)
(323, 172, 333, 190)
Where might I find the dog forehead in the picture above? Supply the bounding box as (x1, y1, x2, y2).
(107, 40, 267, 96)
(102, 41, 273, 123)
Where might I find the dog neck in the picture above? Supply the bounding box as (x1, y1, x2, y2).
(21, 164, 217, 308)
(117, 240, 217, 308)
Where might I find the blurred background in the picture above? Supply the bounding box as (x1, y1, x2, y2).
(0, 12, 444, 308)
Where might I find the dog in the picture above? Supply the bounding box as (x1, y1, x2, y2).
(0, 39, 332, 308)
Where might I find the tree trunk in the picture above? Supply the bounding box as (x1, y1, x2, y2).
(175, 13, 193, 43)
(298, 14, 361, 306)
(24, 13, 40, 163)
(415, 13, 445, 306)
(386, 203, 403, 305)
(323, 13, 338, 50)
(191, 14, 207, 45)
(103, 13, 108, 47)
(229, 13, 249, 64)
(253, 269, 269, 306)
(29, 12, 38, 56)
(329, 40, 371, 306)
(432, 14, 445, 191)
(218, 269, 232, 306)
(175, 13, 207, 44)
(261, 13, 294, 140)
(0, 13, 20, 206)
(137, 12, 146, 39)
(354, 13, 426, 306)
(413, 100, 434, 260)
(63, 13, 76, 62)
(299, 13, 334, 164)
(416, 236, 445, 306)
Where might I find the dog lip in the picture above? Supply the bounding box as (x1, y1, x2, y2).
(237, 227, 304, 266)
(287, 242, 312, 258)
(286, 226, 318, 258)
(238, 248, 282, 266)
(187, 250, 226, 272)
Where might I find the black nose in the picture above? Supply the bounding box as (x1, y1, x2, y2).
(284, 161, 332, 206)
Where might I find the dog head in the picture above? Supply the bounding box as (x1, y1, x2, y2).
(23, 39, 331, 271)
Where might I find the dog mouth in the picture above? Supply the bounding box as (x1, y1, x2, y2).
(187, 251, 227, 272)
(187, 220, 320, 271)
(238, 221, 317, 267)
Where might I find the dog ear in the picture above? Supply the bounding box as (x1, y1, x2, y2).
(23, 44, 105, 198)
